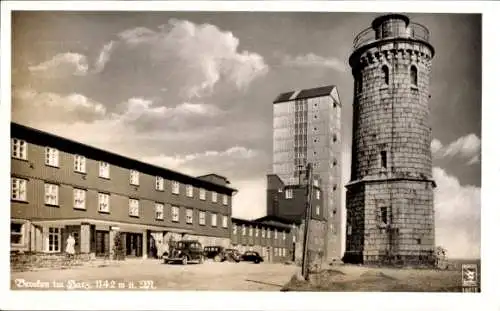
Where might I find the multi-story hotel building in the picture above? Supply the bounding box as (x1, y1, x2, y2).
(230, 216, 295, 263)
(272, 85, 342, 260)
(10, 122, 237, 259)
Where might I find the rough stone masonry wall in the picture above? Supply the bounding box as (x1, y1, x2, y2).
(346, 39, 435, 266)
(363, 180, 435, 265)
(351, 41, 433, 181)
(343, 184, 365, 263)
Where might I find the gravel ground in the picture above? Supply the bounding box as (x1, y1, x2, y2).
(11, 259, 299, 291)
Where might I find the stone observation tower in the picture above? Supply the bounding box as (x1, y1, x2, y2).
(344, 14, 436, 266)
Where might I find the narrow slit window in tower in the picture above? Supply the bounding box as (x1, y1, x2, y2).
(380, 207, 388, 225)
(381, 151, 387, 168)
(382, 65, 389, 85)
(410, 65, 418, 86)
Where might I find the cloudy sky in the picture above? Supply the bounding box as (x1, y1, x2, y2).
(11, 11, 481, 259)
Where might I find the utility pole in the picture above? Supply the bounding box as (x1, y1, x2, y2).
(301, 163, 313, 280)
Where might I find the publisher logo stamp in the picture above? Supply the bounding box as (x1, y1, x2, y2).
(462, 264, 478, 289)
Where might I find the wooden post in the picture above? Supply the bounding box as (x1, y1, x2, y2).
(301, 163, 313, 280)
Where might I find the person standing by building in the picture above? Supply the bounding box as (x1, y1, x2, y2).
(66, 233, 76, 259)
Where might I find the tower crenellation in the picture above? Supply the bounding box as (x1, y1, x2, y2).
(345, 14, 436, 266)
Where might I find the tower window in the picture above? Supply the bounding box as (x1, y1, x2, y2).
(410, 65, 418, 86)
(380, 207, 388, 225)
(381, 151, 387, 168)
(382, 65, 389, 85)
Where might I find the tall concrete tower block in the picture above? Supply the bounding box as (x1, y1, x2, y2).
(272, 85, 342, 261)
(344, 14, 436, 266)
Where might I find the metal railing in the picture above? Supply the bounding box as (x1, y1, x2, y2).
(353, 22, 430, 50)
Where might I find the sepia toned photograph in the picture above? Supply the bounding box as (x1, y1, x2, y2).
(4, 1, 489, 304)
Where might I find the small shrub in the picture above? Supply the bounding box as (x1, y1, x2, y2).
(113, 233, 126, 261)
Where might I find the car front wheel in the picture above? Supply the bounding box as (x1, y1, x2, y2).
(181, 255, 188, 265)
(214, 255, 221, 262)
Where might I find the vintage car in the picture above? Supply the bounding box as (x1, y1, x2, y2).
(222, 248, 241, 263)
(240, 251, 264, 264)
(203, 246, 225, 262)
(163, 240, 204, 265)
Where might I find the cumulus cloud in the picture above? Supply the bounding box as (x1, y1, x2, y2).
(432, 133, 481, 165)
(12, 88, 106, 124)
(113, 19, 268, 98)
(140, 146, 259, 176)
(28, 52, 89, 77)
(93, 40, 116, 73)
(231, 178, 268, 220)
(433, 167, 481, 259)
(282, 53, 347, 72)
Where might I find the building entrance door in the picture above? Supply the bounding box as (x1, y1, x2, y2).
(96, 230, 110, 257)
(126, 233, 143, 257)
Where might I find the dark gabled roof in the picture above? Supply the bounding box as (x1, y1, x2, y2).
(11, 122, 237, 194)
(295, 85, 335, 100)
(273, 91, 295, 104)
(231, 217, 293, 230)
(253, 215, 299, 226)
(273, 85, 338, 104)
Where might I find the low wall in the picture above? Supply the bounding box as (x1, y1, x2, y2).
(10, 252, 96, 272)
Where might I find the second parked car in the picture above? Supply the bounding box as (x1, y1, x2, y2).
(203, 246, 225, 262)
(240, 251, 264, 264)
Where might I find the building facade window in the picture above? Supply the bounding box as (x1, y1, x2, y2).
(186, 185, 193, 197)
(347, 224, 352, 235)
(98, 193, 110, 213)
(255, 228, 259, 237)
(48, 227, 61, 253)
(222, 216, 228, 228)
(130, 170, 140, 186)
(155, 176, 164, 191)
(382, 65, 390, 85)
(171, 206, 180, 222)
(274, 229, 278, 240)
(73, 188, 86, 210)
(267, 229, 271, 239)
(242, 225, 246, 236)
(45, 147, 59, 167)
(316, 189, 320, 200)
(155, 203, 164, 220)
(186, 208, 193, 224)
(410, 65, 418, 86)
(129, 199, 139, 217)
(223, 194, 228, 205)
(11, 178, 27, 201)
(212, 191, 217, 203)
(11, 139, 27, 160)
(74, 155, 86, 173)
(99, 162, 110, 179)
(249, 226, 253, 237)
(233, 224, 237, 235)
(316, 205, 320, 215)
(313, 179, 319, 187)
(283, 231, 286, 240)
(211, 213, 217, 227)
(172, 181, 180, 194)
(285, 189, 293, 199)
(199, 211, 206, 225)
(44, 183, 59, 206)
(11, 222, 24, 245)
(199, 188, 206, 200)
